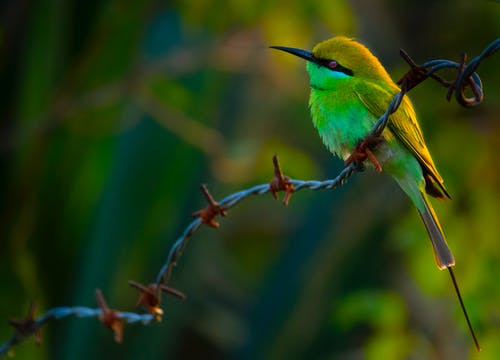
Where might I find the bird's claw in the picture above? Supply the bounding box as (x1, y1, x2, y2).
(345, 136, 384, 173)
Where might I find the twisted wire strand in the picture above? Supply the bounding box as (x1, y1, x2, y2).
(154, 164, 356, 286)
(1, 37, 498, 358)
(423, 38, 499, 106)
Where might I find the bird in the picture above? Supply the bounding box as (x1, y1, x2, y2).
(271, 36, 480, 351)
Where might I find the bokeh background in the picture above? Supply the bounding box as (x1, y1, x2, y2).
(1, 0, 499, 359)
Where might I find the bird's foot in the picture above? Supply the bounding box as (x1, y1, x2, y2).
(345, 136, 384, 173)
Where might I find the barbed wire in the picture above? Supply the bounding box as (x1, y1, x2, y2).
(0, 292, 155, 357)
(154, 164, 356, 288)
(1, 38, 498, 358)
(0, 308, 153, 348)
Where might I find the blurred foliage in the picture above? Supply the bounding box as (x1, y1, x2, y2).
(0, 0, 499, 359)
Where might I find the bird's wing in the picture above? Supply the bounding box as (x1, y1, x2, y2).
(354, 81, 450, 199)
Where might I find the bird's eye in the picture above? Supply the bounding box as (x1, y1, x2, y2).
(327, 60, 337, 69)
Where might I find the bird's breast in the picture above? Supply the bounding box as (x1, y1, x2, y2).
(309, 89, 375, 159)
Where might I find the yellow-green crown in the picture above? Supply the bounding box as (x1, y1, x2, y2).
(313, 36, 393, 82)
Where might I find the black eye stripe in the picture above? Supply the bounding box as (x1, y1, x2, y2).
(317, 58, 354, 76)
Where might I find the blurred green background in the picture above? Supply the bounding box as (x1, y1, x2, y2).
(0, 0, 499, 359)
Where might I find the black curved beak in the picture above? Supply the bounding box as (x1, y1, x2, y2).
(269, 46, 317, 63)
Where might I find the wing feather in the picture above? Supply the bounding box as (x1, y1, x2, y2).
(354, 81, 450, 199)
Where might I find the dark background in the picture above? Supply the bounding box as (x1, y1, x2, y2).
(1, 0, 499, 359)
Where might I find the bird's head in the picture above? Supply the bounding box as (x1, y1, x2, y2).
(271, 36, 392, 90)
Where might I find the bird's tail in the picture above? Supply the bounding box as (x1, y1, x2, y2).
(417, 192, 480, 350)
(417, 192, 455, 269)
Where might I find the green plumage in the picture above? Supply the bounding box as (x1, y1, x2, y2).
(273, 36, 454, 269)
(271, 36, 480, 348)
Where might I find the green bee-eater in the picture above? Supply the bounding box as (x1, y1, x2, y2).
(271, 36, 479, 350)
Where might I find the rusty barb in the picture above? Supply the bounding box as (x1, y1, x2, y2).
(8, 302, 42, 346)
(128, 280, 186, 321)
(269, 154, 295, 205)
(95, 289, 125, 343)
(192, 184, 228, 228)
(397, 49, 432, 93)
